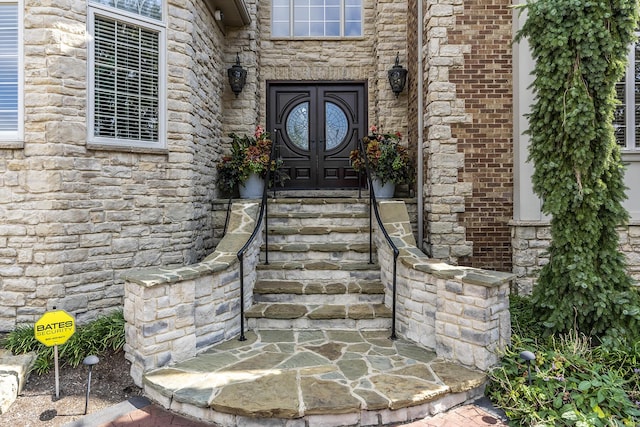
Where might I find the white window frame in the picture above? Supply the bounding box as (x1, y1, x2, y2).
(619, 30, 640, 156)
(87, 2, 166, 151)
(0, 0, 23, 147)
(272, 0, 363, 39)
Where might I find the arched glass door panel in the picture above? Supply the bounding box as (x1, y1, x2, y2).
(325, 102, 348, 150)
(286, 102, 310, 150)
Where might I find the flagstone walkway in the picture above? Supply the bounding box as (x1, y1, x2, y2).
(138, 329, 492, 426)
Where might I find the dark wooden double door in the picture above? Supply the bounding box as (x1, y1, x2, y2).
(267, 82, 366, 189)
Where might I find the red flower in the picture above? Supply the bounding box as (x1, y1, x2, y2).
(254, 125, 265, 139)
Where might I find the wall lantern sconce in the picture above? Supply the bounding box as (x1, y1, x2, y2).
(387, 52, 408, 98)
(227, 53, 247, 97)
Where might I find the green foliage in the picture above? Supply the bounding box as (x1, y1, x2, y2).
(516, 0, 640, 343)
(509, 294, 547, 339)
(2, 324, 40, 355)
(349, 125, 414, 185)
(216, 126, 288, 195)
(488, 332, 640, 426)
(1, 310, 126, 375)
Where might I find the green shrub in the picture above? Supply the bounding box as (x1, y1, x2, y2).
(488, 332, 640, 426)
(489, 297, 640, 425)
(516, 0, 640, 345)
(0, 310, 126, 375)
(509, 294, 547, 340)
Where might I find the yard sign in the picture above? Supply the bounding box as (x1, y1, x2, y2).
(34, 310, 75, 347)
(34, 309, 76, 399)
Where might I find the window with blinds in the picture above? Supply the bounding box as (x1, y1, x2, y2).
(88, 2, 164, 149)
(0, 2, 19, 140)
(615, 31, 640, 151)
(93, 16, 159, 142)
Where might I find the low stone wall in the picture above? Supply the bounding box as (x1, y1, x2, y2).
(511, 221, 640, 295)
(376, 201, 513, 371)
(122, 202, 262, 386)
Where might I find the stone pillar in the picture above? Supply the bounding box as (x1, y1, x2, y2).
(435, 278, 511, 371)
(124, 279, 198, 385)
(423, 0, 473, 264)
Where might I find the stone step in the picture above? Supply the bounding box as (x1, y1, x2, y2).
(255, 260, 381, 282)
(267, 214, 370, 228)
(260, 242, 374, 262)
(272, 189, 366, 198)
(245, 303, 392, 330)
(253, 279, 385, 304)
(254, 293, 384, 305)
(267, 225, 371, 243)
(254, 279, 384, 295)
(142, 329, 488, 427)
(255, 197, 384, 330)
(267, 197, 370, 214)
(0, 350, 37, 414)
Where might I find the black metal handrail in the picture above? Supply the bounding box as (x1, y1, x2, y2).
(235, 130, 278, 341)
(357, 137, 400, 340)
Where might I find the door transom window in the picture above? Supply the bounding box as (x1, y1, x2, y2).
(272, 0, 362, 38)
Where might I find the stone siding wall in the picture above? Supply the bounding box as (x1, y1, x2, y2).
(221, 0, 260, 138)
(511, 222, 640, 295)
(0, 0, 226, 331)
(422, 0, 474, 264)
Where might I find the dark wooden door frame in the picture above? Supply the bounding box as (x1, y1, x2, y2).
(267, 81, 367, 190)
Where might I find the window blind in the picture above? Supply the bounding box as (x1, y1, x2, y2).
(615, 31, 640, 151)
(0, 3, 18, 133)
(93, 15, 159, 142)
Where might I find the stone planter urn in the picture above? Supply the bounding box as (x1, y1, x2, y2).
(239, 173, 265, 199)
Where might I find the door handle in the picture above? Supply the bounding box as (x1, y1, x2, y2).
(310, 140, 320, 170)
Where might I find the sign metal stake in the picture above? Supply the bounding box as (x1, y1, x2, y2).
(54, 345, 60, 399)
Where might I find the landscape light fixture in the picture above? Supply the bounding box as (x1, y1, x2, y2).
(387, 52, 408, 98)
(83, 355, 99, 415)
(227, 53, 247, 97)
(519, 350, 536, 385)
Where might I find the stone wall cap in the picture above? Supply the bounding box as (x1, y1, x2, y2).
(123, 201, 259, 287)
(510, 219, 640, 227)
(123, 251, 240, 286)
(395, 244, 513, 287)
(509, 219, 550, 226)
(411, 260, 514, 287)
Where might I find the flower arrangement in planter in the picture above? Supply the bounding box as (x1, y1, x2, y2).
(217, 125, 288, 197)
(350, 125, 413, 191)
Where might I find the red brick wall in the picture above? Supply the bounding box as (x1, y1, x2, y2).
(448, 0, 513, 271)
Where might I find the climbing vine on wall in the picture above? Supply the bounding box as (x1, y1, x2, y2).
(516, 0, 640, 344)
